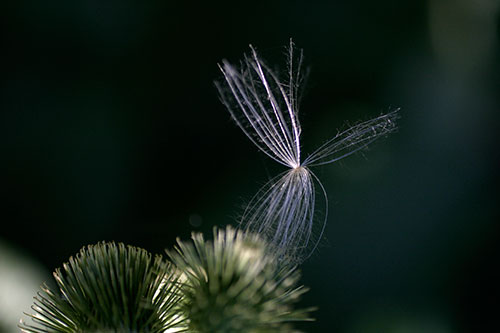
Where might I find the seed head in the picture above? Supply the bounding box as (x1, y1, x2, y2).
(216, 39, 399, 262)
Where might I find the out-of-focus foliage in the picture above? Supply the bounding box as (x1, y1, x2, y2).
(0, 242, 50, 332)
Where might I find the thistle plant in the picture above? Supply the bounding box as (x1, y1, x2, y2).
(19, 40, 398, 333)
(20, 242, 186, 333)
(168, 226, 313, 333)
(20, 231, 311, 333)
(216, 39, 398, 262)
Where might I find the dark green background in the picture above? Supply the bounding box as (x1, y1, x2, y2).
(1, 1, 499, 331)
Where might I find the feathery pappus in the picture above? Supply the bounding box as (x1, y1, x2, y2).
(216, 39, 399, 263)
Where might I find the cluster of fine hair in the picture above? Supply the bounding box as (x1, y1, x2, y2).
(19, 242, 186, 333)
(168, 226, 313, 333)
(216, 39, 398, 262)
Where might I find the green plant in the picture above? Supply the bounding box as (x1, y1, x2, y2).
(20, 242, 185, 333)
(168, 226, 313, 333)
(20, 229, 313, 332)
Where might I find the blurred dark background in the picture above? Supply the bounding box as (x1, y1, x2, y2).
(1, 0, 499, 331)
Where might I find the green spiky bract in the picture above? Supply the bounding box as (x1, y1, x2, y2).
(168, 226, 314, 333)
(20, 242, 186, 333)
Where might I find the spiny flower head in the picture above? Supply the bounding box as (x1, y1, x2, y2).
(167, 226, 313, 333)
(20, 242, 186, 333)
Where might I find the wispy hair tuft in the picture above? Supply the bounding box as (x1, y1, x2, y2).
(216, 39, 399, 262)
